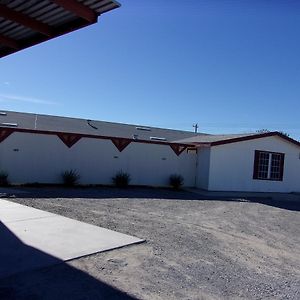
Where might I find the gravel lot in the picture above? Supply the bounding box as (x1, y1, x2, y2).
(1, 187, 300, 300)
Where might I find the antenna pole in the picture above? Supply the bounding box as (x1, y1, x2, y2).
(193, 123, 198, 133)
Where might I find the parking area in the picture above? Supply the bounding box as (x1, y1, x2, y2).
(0, 187, 300, 299)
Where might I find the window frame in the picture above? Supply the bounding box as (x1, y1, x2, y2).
(253, 150, 285, 181)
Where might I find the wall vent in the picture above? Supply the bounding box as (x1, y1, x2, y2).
(150, 136, 166, 141)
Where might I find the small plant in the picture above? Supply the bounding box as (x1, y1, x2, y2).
(0, 171, 9, 186)
(61, 169, 80, 186)
(112, 171, 131, 188)
(169, 174, 184, 190)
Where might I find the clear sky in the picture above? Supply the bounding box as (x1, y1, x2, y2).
(0, 0, 299, 140)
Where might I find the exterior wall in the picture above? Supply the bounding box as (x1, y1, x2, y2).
(196, 147, 211, 190)
(0, 132, 196, 187)
(207, 136, 300, 192)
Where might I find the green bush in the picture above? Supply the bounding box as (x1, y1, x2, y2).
(61, 169, 80, 186)
(0, 171, 9, 186)
(112, 171, 131, 188)
(169, 174, 184, 190)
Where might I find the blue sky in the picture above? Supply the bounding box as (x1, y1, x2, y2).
(0, 0, 300, 140)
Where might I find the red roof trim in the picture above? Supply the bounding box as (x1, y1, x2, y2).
(1, 128, 298, 150)
(0, 127, 192, 150)
(0, 128, 14, 143)
(169, 144, 188, 156)
(110, 138, 131, 152)
(210, 132, 300, 148)
(57, 133, 82, 148)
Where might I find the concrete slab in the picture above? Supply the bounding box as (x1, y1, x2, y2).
(0, 204, 54, 223)
(0, 199, 144, 279)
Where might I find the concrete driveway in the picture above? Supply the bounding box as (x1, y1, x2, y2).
(0, 199, 143, 279)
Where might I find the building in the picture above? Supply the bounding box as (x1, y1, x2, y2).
(0, 110, 299, 193)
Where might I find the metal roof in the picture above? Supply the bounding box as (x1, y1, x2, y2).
(1, 111, 299, 148)
(0, 0, 120, 58)
(0, 110, 206, 143)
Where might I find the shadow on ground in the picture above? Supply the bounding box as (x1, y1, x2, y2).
(0, 221, 138, 300)
(1, 186, 300, 212)
(248, 197, 300, 211)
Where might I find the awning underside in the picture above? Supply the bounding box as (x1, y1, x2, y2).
(0, 0, 120, 58)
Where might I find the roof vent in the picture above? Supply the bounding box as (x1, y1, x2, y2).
(132, 134, 139, 140)
(136, 126, 151, 131)
(0, 112, 7, 116)
(1, 122, 18, 127)
(150, 136, 166, 141)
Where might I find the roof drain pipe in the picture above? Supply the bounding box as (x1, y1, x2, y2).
(87, 119, 98, 130)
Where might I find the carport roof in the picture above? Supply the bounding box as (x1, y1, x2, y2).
(0, 0, 120, 58)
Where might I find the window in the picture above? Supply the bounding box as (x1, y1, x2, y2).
(253, 150, 285, 181)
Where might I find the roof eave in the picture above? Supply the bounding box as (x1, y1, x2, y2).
(209, 132, 300, 148)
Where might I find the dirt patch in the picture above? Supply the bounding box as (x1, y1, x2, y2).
(1, 187, 300, 299)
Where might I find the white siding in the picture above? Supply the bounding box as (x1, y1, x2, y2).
(0, 132, 196, 187)
(207, 136, 300, 192)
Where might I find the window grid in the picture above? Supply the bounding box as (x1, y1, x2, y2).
(254, 150, 284, 181)
(257, 152, 269, 179)
(270, 153, 282, 180)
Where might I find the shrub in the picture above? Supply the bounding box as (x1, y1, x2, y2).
(61, 169, 80, 186)
(112, 171, 131, 188)
(0, 171, 9, 186)
(169, 174, 184, 190)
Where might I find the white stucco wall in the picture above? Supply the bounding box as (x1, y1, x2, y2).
(196, 147, 211, 190)
(207, 136, 300, 192)
(0, 132, 196, 187)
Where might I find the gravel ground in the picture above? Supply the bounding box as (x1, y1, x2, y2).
(1, 187, 300, 300)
